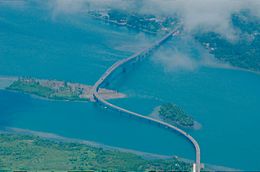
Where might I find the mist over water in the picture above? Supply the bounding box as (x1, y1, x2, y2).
(152, 36, 229, 72)
(3, 0, 259, 72)
(43, 0, 260, 38)
(1, 1, 260, 170)
(0, 0, 194, 160)
(3, 0, 260, 37)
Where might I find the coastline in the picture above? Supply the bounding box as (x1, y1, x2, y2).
(0, 127, 239, 171)
(216, 64, 260, 76)
(88, 13, 159, 35)
(0, 76, 126, 101)
(0, 128, 192, 171)
(0, 76, 17, 89)
(2, 127, 172, 160)
(90, 11, 260, 78)
(1, 6, 259, 171)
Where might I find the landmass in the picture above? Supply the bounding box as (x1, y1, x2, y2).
(88, 9, 178, 35)
(195, 11, 260, 72)
(154, 103, 195, 128)
(0, 132, 192, 171)
(89, 9, 260, 73)
(0, 77, 125, 101)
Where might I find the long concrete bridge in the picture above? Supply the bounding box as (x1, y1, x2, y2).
(91, 28, 201, 172)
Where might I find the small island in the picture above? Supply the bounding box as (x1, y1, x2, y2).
(158, 103, 195, 128)
(4, 77, 125, 101)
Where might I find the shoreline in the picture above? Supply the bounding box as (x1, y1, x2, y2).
(149, 106, 202, 130)
(0, 76, 126, 101)
(215, 64, 260, 76)
(0, 76, 17, 89)
(88, 11, 260, 77)
(88, 12, 159, 35)
(1, 127, 171, 160)
(0, 127, 239, 171)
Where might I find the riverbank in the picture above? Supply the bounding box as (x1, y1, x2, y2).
(4, 127, 172, 160)
(0, 129, 192, 171)
(89, 9, 260, 75)
(88, 9, 174, 35)
(0, 76, 126, 101)
(0, 128, 239, 171)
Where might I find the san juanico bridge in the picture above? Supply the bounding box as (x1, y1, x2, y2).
(1, 0, 260, 171)
(91, 28, 201, 172)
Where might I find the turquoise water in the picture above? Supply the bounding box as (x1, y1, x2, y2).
(1, 2, 260, 170)
(0, 0, 193, 160)
(0, 90, 193, 159)
(109, 39, 260, 169)
(0, 2, 156, 84)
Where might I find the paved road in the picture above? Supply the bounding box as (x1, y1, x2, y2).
(92, 29, 201, 172)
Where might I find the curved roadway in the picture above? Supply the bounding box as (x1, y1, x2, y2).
(92, 29, 201, 172)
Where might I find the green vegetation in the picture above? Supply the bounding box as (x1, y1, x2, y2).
(7, 78, 54, 98)
(195, 11, 260, 72)
(159, 104, 194, 127)
(89, 9, 178, 34)
(0, 133, 192, 171)
(6, 78, 87, 102)
(91, 9, 260, 72)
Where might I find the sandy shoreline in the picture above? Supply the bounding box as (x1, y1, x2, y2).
(1, 127, 171, 160)
(0, 127, 239, 171)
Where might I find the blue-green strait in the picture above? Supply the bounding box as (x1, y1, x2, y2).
(0, 2, 260, 170)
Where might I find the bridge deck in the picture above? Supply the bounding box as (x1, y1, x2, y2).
(92, 28, 201, 172)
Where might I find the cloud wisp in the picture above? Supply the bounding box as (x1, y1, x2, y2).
(3, 0, 258, 72)
(46, 0, 260, 39)
(3, 0, 260, 38)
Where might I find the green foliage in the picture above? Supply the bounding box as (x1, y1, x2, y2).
(159, 103, 194, 127)
(0, 133, 192, 171)
(7, 79, 54, 97)
(195, 11, 260, 72)
(90, 9, 178, 34)
(50, 86, 85, 101)
(6, 78, 87, 102)
(92, 9, 259, 72)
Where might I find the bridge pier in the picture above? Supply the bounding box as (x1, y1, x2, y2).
(92, 28, 201, 172)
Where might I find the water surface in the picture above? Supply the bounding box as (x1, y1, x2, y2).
(1, 2, 260, 170)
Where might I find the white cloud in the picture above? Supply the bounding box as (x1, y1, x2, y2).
(152, 35, 232, 72)
(153, 50, 199, 72)
(138, 0, 260, 39)
(45, 0, 259, 71)
(48, 0, 87, 14)
(152, 47, 232, 72)
(3, 0, 259, 71)
(47, 0, 260, 39)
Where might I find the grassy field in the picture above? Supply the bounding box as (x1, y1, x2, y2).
(0, 133, 192, 171)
